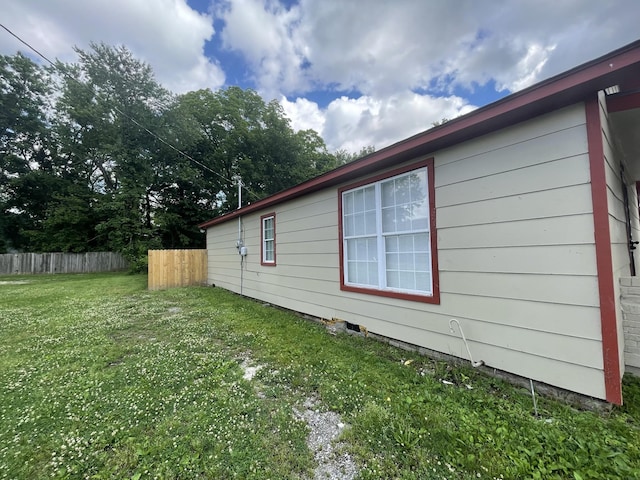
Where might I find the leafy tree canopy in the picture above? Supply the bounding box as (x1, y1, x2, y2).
(0, 45, 366, 260)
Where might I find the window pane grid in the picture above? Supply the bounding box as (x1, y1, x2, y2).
(381, 170, 428, 235)
(342, 167, 432, 295)
(264, 240, 274, 261)
(343, 186, 376, 239)
(346, 236, 378, 286)
(262, 216, 275, 263)
(384, 233, 430, 293)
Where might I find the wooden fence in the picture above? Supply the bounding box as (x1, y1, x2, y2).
(148, 249, 207, 290)
(0, 252, 128, 275)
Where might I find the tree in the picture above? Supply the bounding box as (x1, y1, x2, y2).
(0, 53, 55, 252)
(334, 145, 376, 165)
(431, 117, 450, 127)
(167, 87, 336, 213)
(54, 43, 171, 260)
(295, 129, 338, 176)
(0, 45, 338, 258)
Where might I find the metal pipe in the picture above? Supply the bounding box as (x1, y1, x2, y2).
(449, 318, 484, 367)
(530, 379, 539, 417)
(240, 253, 244, 296)
(236, 175, 242, 247)
(234, 175, 244, 295)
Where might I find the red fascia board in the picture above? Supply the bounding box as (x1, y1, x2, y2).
(199, 40, 640, 230)
(585, 96, 622, 405)
(607, 91, 640, 113)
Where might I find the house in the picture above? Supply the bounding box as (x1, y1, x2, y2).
(199, 40, 640, 404)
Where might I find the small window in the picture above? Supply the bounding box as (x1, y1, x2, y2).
(339, 158, 439, 304)
(261, 213, 276, 266)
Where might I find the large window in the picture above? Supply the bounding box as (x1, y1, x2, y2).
(339, 159, 439, 303)
(261, 213, 276, 266)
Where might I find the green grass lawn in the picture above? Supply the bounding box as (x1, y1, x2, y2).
(1, 273, 639, 479)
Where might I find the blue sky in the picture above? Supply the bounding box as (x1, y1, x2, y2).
(2, 0, 639, 153)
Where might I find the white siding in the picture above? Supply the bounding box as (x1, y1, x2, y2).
(598, 92, 638, 374)
(207, 190, 341, 320)
(206, 103, 607, 399)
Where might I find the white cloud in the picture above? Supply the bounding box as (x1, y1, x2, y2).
(445, 36, 558, 93)
(3, 0, 639, 154)
(280, 96, 325, 133)
(217, 0, 640, 152)
(218, 0, 307, 99)
(296, 0, 480, 96)
(507, 43, 557, 92)
(0, 0, 224, 93)
(220, 0, 640, 98)
(284, 92, 475, 153)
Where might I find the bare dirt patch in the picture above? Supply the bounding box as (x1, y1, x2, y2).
(295, 397, 357, 480)
(240, 358, 264, 381)
(239, 355, 357, 479)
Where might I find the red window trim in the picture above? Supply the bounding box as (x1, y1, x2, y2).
(338, 157, 440, 304)
(260, 212, 277, 266)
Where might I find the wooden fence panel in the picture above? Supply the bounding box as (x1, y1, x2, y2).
(0, 252, 128, 275)
(148, 249, 207, 290)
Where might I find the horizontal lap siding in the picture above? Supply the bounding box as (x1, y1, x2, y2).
(439, 245, 596, 275)
(439, 271, 600, 308)
(345, 316, 604, 395)
(205, 103, 605, 399)
(599, 92, 634, 375)
(242, 193, 338, 312)
(206, 221, 243, 291)
(438, 183, 593, 227)
(206, 190, 341, 320)
(440, 214, 596, 248)
(435, 104, 603, 398)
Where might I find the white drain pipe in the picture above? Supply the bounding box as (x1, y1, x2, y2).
(449, 318, 484, 367)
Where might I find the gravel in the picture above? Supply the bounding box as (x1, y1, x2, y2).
(294, 397, 357, 480)
(240, 357, 358, 479)
(240, 358, 263, 381)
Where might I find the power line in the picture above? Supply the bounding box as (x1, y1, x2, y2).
(0, 23, 262, 203)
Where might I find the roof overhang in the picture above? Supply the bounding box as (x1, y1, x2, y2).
(607, 91, 640, 181)
(200, 40, 640, 229)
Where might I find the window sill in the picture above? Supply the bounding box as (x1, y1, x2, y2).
(340, 283, 440, 304)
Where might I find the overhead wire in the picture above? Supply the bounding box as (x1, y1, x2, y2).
(0, 23, 262, 203)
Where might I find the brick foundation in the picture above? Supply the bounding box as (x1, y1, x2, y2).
(620, 277, 640, 375)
